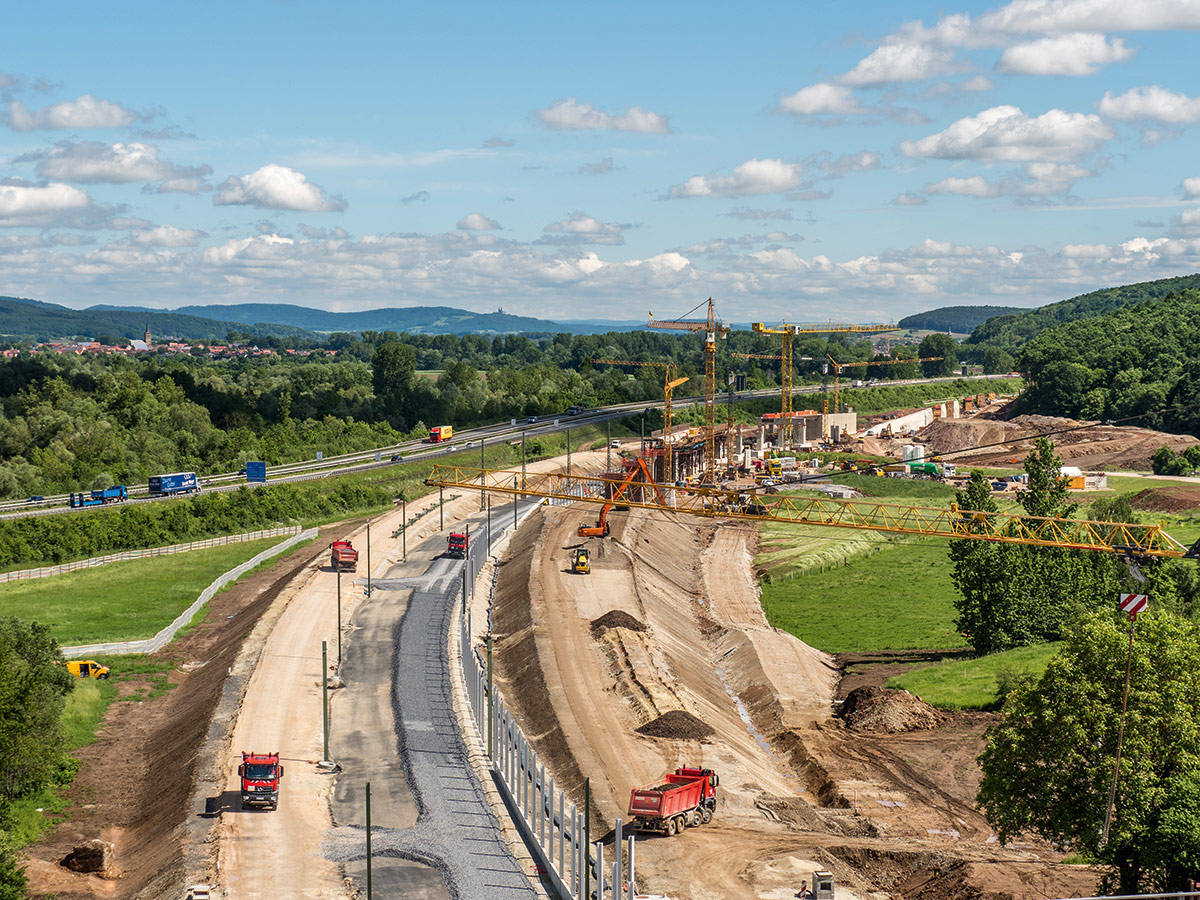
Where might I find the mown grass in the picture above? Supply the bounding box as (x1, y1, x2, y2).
(0, 536, 282, 644)
(888, 642, 1062, 709)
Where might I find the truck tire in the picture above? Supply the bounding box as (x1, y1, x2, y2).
(675, 815, 687, 833)
(700, 806, 712, 824)
(665, 818, 677, 837)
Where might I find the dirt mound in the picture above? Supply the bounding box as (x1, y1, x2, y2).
(920, 414, 1200, 470)
(635, 709, 715, 741)
(838, 686, 945, 733)
(1131, 486, 1200, 512)
(590, 610, 648, 634)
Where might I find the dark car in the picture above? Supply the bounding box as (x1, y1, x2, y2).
(27, 495, 45, 503)
(391, 454, 401, 462)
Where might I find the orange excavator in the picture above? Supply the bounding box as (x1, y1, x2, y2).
(578, 457, 669, 537)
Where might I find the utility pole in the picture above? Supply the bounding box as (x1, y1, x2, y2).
(336, 568, 342, 666)
(606, 421, 611, 471)
(480, 437, 486, 511)
(365, 782, 373, 900)
(401, 497, 407, 559)
(1102, 593, 1148, 846)
(521, 430, 526, 487)
(566, 427, 571, 476)
(439, 486, 444, 531)
(321, 641, 330, 763)
(366, 521, 371, 597)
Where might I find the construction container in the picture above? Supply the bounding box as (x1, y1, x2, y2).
(813, 869, 835, 899)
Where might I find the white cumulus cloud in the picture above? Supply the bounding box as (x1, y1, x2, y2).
(668, 159, 804, 198)
(0, 182, 91, 227)
(215, 164, 347, 212)
(537, 99, 670, 134)
(778, 83, 869, 116)
(977, 0, 1200, 36)
(8, 94, 138, 131)
(900, 105, 1114, 161)
(540, 212, 625, 245)
(999, 33, 1135, 75)
(925, 176, 999, 197)
(840, 43, 966, 86)
(130, 225, 207, 247)
(25, 141, 212, 191)
(457, 213, 500, 230)
(1183, 177, 1200, 198)
(1099, 85, 1200, 124)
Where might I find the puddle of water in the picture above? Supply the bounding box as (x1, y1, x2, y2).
(714, 666, 793, 777)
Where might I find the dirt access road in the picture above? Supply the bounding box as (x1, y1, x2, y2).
(491, 502, 1099, 899)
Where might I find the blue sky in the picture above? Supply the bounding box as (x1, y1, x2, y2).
(2, 0, 1200, 324)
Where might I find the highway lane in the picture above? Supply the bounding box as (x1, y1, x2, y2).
(0, 374, 1013, 520)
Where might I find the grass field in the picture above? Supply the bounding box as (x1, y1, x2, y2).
(889, 642, 1062, 709)
(0, 536, 283, 644)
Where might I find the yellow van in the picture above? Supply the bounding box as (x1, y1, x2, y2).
(65, 659, 110, 680)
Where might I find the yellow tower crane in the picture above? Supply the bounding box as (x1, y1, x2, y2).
(648, 299, 729, 482)
(591, 359, 689, 482)
(823, 354, 944, 419)
(425, 463, 1197, 559)
(749, 321, 901, 450)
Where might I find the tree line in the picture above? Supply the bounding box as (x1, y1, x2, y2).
(0, 328, 963, 498)
(953, 438, 1200, 891)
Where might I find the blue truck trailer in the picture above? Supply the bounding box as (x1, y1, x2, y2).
(69, 485, 128, 508)
(148, 472, 200, 496)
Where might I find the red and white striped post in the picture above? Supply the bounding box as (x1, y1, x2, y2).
(1101, 593, 1148, 847)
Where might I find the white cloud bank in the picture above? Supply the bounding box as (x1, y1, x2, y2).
(1099, 85, 1200, 124)
(537, 99, 670, 134)
(900, 105, 1114, 161)
(0, 182, 91, 227)
(668, 159, 803, 198)
(8, 95, 138, 131)
(457, 213, 500, 230)
(215, 164, 347, 212)
(26, 141, 212, 192)
(998, 33, 1135, 75)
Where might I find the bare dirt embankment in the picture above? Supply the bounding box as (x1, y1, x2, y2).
(492, 504, 1099, 899)
(918, 414, 1200, 470)
(21, 535, 336, 899)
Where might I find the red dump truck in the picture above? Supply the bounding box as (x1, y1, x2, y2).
(329, 540, 359, 571)
(239, 751, 284, 809)
(446, 532, 468, 559)
(628, 766, 719, 835)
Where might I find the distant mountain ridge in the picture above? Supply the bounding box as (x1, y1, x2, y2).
(0, 296, 314, 343)
(89, 301, 636, 336)
(966, 273, 1200, 352)
(898, 305, 1033, 334)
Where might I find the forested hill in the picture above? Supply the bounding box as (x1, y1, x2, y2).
(1015, 286, 1200, 435)
(0, 296, 315, 343)
(967, 273, 1200, 354)
(898, 305, 1031, 334)
(106, 302, 631, 336)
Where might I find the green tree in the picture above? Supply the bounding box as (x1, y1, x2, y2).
(0, 618, 74, 803)
(949, 438, 1118, 652)
(978, 610, 1200, 893)
(981, 346, 1014, 375)
(917, 332, 957, 377)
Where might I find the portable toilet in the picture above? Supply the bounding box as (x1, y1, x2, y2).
(813, 870, 835, 899)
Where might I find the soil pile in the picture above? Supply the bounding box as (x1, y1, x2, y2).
(635, 710, 715, 740)
(590, 610, 648, 634)
(920, 414, 1199, 470)
(838, 686, 945, 733)
(1131, 486, 1200, 512)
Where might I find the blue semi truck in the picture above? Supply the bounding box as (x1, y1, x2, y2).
(68, 485, 129, 508)
(149, 472, 201, 496)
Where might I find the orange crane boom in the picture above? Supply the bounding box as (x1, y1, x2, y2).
(426, 464, 1195, 560)
(649, 299, 729, 482)
(577, 456, 668, 537)
(591, 359, 689, 481)
(751, 321, 900, 451)
(823, 354, 944, 421)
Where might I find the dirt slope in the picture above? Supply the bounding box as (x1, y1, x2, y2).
(920, 414, 1199, 470)
(492, 504, 1100, 899)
